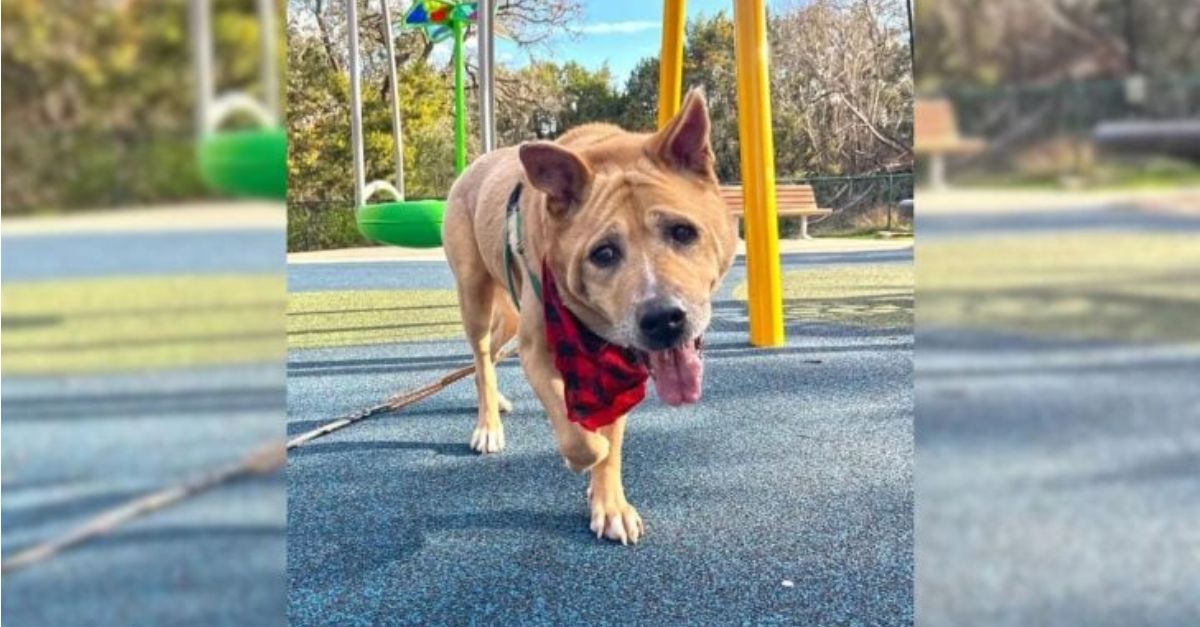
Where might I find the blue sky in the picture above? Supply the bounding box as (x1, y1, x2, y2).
(493, 0, 792, 90)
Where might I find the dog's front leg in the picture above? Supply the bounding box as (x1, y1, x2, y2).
(518, 321, 610, 472)
(587, 416, 644, 545)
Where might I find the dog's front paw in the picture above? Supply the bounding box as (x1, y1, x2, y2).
(497, 392, 513, 413)
(589, 492, 644, 545)
(469, 421, 505, 454)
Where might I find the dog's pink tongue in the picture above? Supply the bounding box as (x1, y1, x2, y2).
(648, 343, 704, 406)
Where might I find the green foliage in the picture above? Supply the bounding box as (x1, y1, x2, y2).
(1, 0, 284, 213)
(559, 63, 625, 130)
(288, 201, 372, 251)
(620, 58, 660, 132)
(287, 26, 456, 203)
(492, 60, 623, 144)
(681, 11, 742, 182)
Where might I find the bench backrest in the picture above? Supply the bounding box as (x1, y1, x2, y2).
(915, 98, 985, 155)
(915, 98, 963, 144)
(720, 184, 819, 210)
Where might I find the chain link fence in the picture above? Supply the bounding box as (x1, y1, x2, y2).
(288, 172, 914, 252)
(778, 173, 914, 236)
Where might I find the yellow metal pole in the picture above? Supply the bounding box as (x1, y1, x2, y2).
(733, 0, 785, 347)
(658, 0, 686, 129)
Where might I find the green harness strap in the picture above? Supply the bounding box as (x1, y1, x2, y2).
(503, 183, 542, 311)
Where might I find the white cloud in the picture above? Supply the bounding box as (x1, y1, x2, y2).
(577, 20, 661, 35)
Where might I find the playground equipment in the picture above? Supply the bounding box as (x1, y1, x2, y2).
(347, 0, 479, 248)
(660, 0, 786, 347)
(189, 0, 287, 199)
(477, 0, 496, 153)
(406, 0, 477, 173)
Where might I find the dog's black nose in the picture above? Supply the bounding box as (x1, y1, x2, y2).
(638, 300, 688, 349)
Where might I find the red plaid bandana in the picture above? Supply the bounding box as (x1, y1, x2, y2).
(542, 260, 649, 431)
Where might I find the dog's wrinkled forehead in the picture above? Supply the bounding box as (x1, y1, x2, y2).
(578, 166, 725, 226)
(578, 169, 637, 217)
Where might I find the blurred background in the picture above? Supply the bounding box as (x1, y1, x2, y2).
(914, 0, 1200, 625)
(2, 1, 286, 625)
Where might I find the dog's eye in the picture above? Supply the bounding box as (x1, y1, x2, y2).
(668, 223, 698, 246)
(589, 243, 621, 268)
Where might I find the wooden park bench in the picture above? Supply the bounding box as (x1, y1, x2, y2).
(915, 98, 984, 189)
(720, 184, 832, 239)
(1094, 120, 1200, 163)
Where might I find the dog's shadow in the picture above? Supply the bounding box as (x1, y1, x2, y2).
(292, 449, 604, 559)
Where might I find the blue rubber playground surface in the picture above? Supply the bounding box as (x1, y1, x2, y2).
(287, 245, 914, 625)
(2, 226, 286, 627)
(917, 201, 1200, 626)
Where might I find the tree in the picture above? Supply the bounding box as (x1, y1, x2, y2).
(287, 28, 454, 202)
(915, 0, 1200, 90)
(2, 0, 282, 212)
(631, 4, 913, 182)
(285, 0, 586, 203)
(681, 12, 742, 181)
(620, 58, 659, 132)
(770, 0, 913, 175)
(288, 0, 583, 73)
(559, 63, 624, 130)
(492, 61, 625, 145)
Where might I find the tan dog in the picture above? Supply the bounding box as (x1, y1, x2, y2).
(442, 89, 736, 544)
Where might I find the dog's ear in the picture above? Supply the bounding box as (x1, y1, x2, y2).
(518, 141, 592, 216)
(651, 87, 715, 179)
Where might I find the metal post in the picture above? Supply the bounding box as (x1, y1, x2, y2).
(478, 0, 496, 152)
(452, 18, 467, 173)
(256, 0, 280, 121)
(887, 174, 894, 230)
(380, 0, 405, 198)
(929, 153, 946, 190)
(189, 0, 214, 137)
(658, 0, 687, 129)
(347, 0, 365, 208)
(905, 0, 914, 71)
(733, 0, 784, 347)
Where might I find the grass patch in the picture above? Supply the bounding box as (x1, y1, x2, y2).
(810, 204, 913, 239)
(953, 157, 1200, 191)
(920, 233, 1200, 343)
(288, 289, 463, 349)
(734, 264, 914, 329)
(2, 274, 285, 375)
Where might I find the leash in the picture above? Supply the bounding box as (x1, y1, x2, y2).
(503, 182, 542, 310)
(9, 186, 538, 572)
(286, 344, 516, 448)
(1, 440, 284, 574)
(2, 344, 518, 574)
